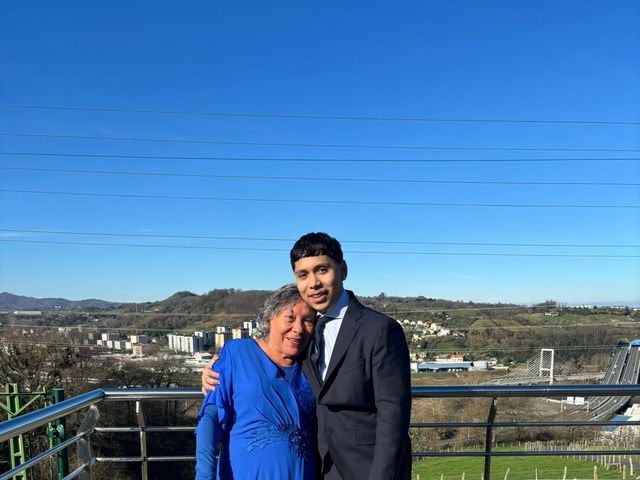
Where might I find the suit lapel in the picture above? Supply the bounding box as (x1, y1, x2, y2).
(320, 293, 362, 395)
(302, 345, 322, 397)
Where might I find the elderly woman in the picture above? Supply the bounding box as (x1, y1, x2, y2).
(195, 284, 317, 480)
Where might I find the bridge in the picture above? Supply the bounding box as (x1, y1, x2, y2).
(491, 340, 640, 389)
(490, 340, 640, 424)
(490, 348, 585, 385)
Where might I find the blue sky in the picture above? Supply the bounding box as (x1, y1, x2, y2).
(1, 1, 639, 305)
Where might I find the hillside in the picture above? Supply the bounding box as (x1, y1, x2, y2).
(0, 292, 121, 310)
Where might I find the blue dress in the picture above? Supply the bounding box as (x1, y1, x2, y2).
(195, 339, 317, 479)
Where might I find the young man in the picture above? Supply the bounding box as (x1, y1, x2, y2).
(203, 232, 412, 479)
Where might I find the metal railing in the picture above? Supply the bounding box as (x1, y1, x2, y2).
(411, 385, 640, 480)
(2, 385, 640, 480)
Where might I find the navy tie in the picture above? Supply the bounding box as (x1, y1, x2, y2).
(311, 315, 331, 373)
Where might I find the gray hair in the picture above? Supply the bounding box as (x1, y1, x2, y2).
(253, 284, 305, 340)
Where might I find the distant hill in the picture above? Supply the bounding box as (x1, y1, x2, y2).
(120, 289, 273, 316)
(1, 289, 516, 315)
(0, 292, 121, 310)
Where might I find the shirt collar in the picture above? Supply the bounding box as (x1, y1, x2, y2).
(317, 289, 350, 320)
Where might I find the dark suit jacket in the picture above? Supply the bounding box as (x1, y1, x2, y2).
(302, 291, 412, 480)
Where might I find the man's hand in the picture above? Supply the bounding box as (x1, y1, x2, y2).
(201, 354, 220, 395)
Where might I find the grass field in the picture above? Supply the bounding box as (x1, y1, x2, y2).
(412, 454, 633, 480)
(513, 312, 632, 329)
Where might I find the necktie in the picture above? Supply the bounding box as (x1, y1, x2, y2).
(312, 315, 331, 373)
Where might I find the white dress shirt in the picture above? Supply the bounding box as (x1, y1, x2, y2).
(316, 289, 350, 381)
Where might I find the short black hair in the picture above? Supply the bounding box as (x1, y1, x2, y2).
(290, 232, 344, 269)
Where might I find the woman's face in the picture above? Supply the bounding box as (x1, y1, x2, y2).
(266, 300, 315, 362)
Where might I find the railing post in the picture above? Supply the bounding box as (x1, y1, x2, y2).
(50, 388, 70, 479)
(76, 405, 100, 480)
(136, 401, 148, 480)
(483, 397, 498, 480)
(5, 384, 28, 480)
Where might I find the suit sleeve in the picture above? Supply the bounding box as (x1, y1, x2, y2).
(195, 345, 233, 480)
(369, 319, 411, 480)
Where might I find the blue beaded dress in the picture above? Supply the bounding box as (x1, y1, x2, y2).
(195, 339, 317, 480)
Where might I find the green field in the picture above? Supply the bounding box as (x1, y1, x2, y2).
(412, 455, 632, 479)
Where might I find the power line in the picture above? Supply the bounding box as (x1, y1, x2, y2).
(3, 151, 639, 163)
(464, 322, 640, 331)
(0, 339, 623, 353)
(2, 189, 638, 209)
(1, 239, 638, 258)
(405, 345, 619, 353)
(3, 322, 634, 331)
(2, 104, 639, 126)
(0, 305, 627, 318)
(3, 322, 256, 332)
(0, 339, 105, 350)
(3, 166, 638, 187)
(3, 324, 202, 332)
(0, 306, 576, 319)
(0, 238, 283, 252)
(3, 228, 637, 248)
(2, 132, 639, 153)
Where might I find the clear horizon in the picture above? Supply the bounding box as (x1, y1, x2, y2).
(2, 289, 639, 309)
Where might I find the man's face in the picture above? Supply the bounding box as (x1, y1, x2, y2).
(293, 255, 346, 313)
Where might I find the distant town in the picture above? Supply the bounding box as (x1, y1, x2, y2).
(33, 318, 490, 374)
(2, 290, 638, 380)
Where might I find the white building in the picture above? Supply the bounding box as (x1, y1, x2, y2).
(194, 331, 213, 348)
(130, 334, 148, 344)
(167, 333, 204, 354)
(214, 327, 232, 350)
(232, 327, 249, 340)
(242, 321, 255, 337)
(435, 354, 465, 363)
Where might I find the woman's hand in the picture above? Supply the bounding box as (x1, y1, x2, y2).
(201, 354, 220, 394)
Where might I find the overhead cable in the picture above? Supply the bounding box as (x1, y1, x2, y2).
(0, 305, 577, 317)
(2, 151, 639, 163)
(2, 228, 637, 248)
(1, 188, 638, 209)
(2, 103, 639, 126)
(3, 322, 635, 332)
(1, 239, 638, 258)
(2, 132, 639, 153)
(0, 339, 623, 352)
(2, 166, 638, 187)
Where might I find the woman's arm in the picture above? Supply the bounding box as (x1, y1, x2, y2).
(195, 403, 222, 480)
(196, 345, 233, 480)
